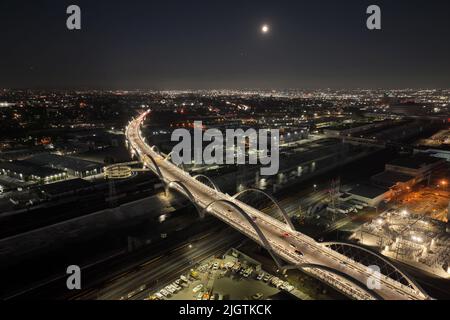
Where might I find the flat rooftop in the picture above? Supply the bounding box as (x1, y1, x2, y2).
(387, 154, 444, 170)
(0, 161, 63, 178)
(26, 153, 102, 172)
(323, 122, 371, 131)
(372, 171, 415, 187)
(348, 184, 390, 199)
(38, 178, 92, 196)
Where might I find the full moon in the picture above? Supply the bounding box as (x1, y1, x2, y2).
(261, 24, 270, 34)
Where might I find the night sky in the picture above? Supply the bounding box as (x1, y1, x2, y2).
(1, 0, 450, 89)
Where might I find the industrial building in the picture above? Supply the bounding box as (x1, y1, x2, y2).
(323, 120, 393, 138)
(0, 160, 67, 184)
(346, 184, 392, 207)
(385, 155, 446, 183)
(371, 171, 418, 192)
(38, 179, 93, 200)
(346, 155, 447, 207)
(26, 153, 103, 178)
(416, 149, 450, 163)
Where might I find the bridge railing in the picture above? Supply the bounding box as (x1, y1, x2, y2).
(126, 114, 429, 301)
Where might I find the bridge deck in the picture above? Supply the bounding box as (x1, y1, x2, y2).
(125, 112, 429, 301)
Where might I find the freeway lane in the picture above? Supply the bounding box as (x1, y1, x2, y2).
(127, 112, 429, 300)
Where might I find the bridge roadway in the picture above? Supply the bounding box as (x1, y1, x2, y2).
(126, 111, 429, 301)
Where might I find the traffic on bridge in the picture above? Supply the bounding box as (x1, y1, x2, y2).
(125, 111, 431, 301)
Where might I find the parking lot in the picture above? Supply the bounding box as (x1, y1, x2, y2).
(146, 252, 297, 301)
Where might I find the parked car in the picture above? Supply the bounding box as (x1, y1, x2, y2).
(244, 268, 253, 277)
(160, 289, 170, 297)
(166, 286, 175, 294)
(180, 275, 189, 283)
(193, 284, 204, 293)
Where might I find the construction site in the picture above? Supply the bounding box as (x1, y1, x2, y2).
(395, 186, 450, 222)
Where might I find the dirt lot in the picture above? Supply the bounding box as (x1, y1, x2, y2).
(397, 187, 449, 222)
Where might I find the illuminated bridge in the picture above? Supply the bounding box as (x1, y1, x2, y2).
(125, 111, 431, 300)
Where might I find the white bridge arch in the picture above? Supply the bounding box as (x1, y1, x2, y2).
(233, 188, 295, 232)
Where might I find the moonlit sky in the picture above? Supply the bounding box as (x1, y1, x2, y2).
(1, 0, 449, 89)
